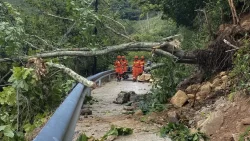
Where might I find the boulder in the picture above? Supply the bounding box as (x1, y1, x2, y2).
(128, 91, 138, 102)
(186, 84, 200, 93)
(212, 78, 222, 88)
(170, 90, 188, 107)
(167, 111, 179, 123)
(200, 111, 224, 135)
(113, 91, 137, 104)
(196, 91, 209, 99)
(214, 82, 227, 91)
(200, 82, 212, 93)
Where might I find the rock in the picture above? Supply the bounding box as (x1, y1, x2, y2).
(186, 86, 193, 93)
(167, 111, 179, 123)
(196, 91, 209, 99)
(81, 108, 92, 115)
(200, 111, 224, 135)
(186, 84, 200, 93)
(196, 96, 201, 100)
(131, 102, 140, 109)
(212, 78, 222, 88)
(113, 91, 131, 104)
(232, 133, 240, 141)
(123, 106, 135, 111)
(214, 86, 223, 91)
(220, 71, 226, 76)
(200, 82, 212, 93)
(187, 94, 195, 99)
(221, 82, 227, 89)
(241, 118, 250, 125)
(170, 90, 188, 107)
(134, 110, 143, 116)
(129, 91, 138, 102)
(221, 75, 228, 82)
(122, 110, 134, 115)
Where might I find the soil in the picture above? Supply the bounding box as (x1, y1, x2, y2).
(73, 78, 171, 141)
(209, 94, 250, 141)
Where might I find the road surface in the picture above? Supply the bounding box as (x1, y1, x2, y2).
(73, 78, 171, 141)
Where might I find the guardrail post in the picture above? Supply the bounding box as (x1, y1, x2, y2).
(108, 74, 111, 81)
(98, 80, 101, 86)
(86, 88, 91, 96)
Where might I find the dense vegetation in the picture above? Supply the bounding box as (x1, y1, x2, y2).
(1, 0, 250, 140)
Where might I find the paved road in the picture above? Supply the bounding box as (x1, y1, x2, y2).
(73, 79, 171, 141)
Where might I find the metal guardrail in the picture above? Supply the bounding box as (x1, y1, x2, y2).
(33, 70, 115, 141)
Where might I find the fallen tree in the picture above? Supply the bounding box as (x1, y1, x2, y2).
(1, 16, 250, 85)
(27, 58, 96, 88)
(0, 41, 196, 63)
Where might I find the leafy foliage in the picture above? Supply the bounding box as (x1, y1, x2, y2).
(230, 43, 250, 92)
(76, 125, 133, 141)
(151, 57, 194, 103)
(160, 123, 208, 141)
(0, 65, 75, 140)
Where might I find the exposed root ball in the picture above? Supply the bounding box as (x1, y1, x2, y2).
(196, 25, 249, 73)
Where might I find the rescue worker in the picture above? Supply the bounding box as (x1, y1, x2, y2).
(121, 56, 129, 79)
(132, 56, 140, 82)
(139, 56, 145, 75)
(114, 55, 123, 81)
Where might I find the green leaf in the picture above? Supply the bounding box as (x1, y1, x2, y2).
(4, 127, 14, 138)
(76, 134, 88, 141)
(0, 125, 6, 131)
(193, 134, 198, 141)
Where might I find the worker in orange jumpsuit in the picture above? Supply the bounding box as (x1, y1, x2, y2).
(121, 56, 129, 79)
(132, 56, 140, 82)
(139, 56, 145, 75)
(114, 55, 123, 81)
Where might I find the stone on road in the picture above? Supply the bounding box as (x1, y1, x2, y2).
(73, 79, 171, 141)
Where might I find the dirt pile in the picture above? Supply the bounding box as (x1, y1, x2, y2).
(168, 71, 250, 141)
(171, 71, 230, 107)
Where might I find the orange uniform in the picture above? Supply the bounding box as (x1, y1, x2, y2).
(114, 56, 123, 81)
(114, 60, 123, 75)
(132, 56, 141, 81)
(139, 56, 145, 74)
(121, 58, 128, 72)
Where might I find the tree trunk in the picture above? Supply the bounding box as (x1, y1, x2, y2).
(0, 41, 197, 64)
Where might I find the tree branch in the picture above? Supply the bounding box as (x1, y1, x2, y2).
(144, 63, 165, 71)
(46, 62, 96, 88)
(104, 24, 134, 41)
(43, 12, 74, 21)
(0, 70, 11, 84)
(101, 14, 128, 34)
(161, 34, 181, 41)
(0, 42, 197, 64)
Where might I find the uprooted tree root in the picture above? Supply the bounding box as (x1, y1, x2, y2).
(178, 24, 250, 90)
(196, 25, 249, 74)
